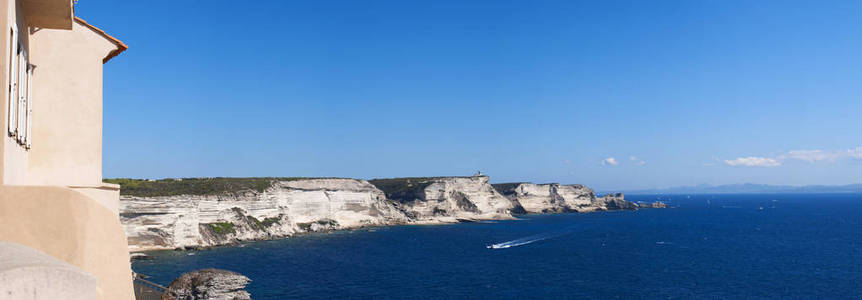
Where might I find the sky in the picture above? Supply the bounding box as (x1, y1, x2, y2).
(79, 0, 862, 191)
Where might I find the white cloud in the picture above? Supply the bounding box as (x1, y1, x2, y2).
(724, 146, 862, 167)
(779, 147, 862, 163)
(602, 157, 618, 166)
(724, 157, 781, 167)
(629, 155, 646, 166)
(629, 156, 646, 165)
(781, 150, 838, 162)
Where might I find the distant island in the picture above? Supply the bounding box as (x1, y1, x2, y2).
(617, 183, 862, 195)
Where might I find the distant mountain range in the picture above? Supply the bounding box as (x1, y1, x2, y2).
(616, 183, 862, 195)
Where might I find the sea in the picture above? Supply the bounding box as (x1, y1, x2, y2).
(132, 194, 862, 299)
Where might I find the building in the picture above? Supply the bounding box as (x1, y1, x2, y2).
(0, 0, 133, 299)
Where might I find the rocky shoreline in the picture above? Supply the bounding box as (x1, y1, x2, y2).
(118, 175, 665, 252)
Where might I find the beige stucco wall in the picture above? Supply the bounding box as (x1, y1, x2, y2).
(24, 20, 116, 187)
(0, 3, 122, 212)
(1, 8, 118, 189)
(0, 0, 31, 185)
(0, 3, 132, 299)
(0, 0, 6, 183)
(0, 185, 135, 300)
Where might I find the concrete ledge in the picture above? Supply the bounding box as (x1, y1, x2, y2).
(0, 242, 98, 300)
(68, 183, 121, 214)
(22, 0, 74, 30)
(69, 182, 121, 190)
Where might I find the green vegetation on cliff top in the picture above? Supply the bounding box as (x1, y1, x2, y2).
(106, 175, 482, 198)
(104, 177, 333, 197)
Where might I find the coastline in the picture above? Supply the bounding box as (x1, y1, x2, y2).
(130, 215, 515, 253)
(128, 208, 665, 254)
(120, 176, 666, 253)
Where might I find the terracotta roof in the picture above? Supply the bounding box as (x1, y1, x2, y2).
(73, 17, 128, 63)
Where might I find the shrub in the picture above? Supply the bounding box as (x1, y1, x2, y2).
(206, 222, 235, 235)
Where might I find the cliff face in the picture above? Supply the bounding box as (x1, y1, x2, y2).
(120, 179, 409, 251)
(493, 183, 563, 213)
(494, 183, 596, 213)
(592, 193, 639, 211)
(492, 183, 638, 213)
(371, 176, 522, 223)
(120, 176, 659, 251)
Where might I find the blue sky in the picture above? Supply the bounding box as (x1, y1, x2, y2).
(80, 1, 862, 191)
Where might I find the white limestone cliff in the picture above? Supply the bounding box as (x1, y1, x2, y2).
(379, 176, 522, 223)
(120, 178, 409, 251)
(492, 183, 640, 213)
(120, 176, 658, 252)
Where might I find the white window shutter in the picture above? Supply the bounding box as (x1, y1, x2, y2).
(25, 65, 31, 148)
(16, 51, 26, 143)
(7, 27, 17, 136)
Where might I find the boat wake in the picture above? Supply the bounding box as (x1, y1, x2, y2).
(486, 230, 570, 249)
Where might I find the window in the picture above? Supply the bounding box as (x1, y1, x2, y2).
(6, 25, 31, 149)
(7, 27, 17, 136)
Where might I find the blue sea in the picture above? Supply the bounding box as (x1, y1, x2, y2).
(132, 194, 862, 299)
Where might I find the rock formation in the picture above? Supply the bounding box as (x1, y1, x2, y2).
(638, 201, 668, 208)
(166, 268, 251, 300)
(592, 193, 639, 210)
(369, 176, 523, 223)
(492, 183, 597, 213)
(492, 183, 642, 213)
